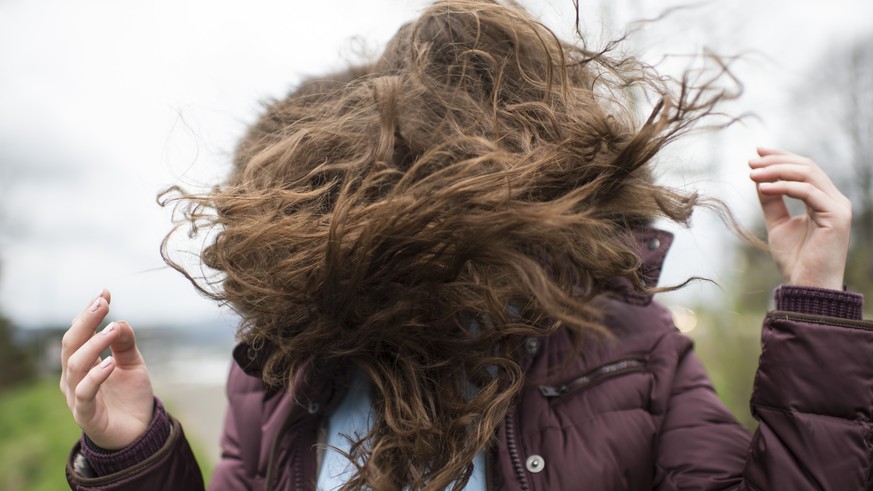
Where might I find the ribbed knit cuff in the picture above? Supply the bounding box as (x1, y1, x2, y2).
(81, 398, 170, 477)
(774, 285, 864, 320)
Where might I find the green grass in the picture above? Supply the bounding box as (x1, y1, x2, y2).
(0, 380, 81, 491)
(0, 380, 214, 491)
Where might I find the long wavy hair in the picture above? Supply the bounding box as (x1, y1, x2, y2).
(161, 1, 737, 489)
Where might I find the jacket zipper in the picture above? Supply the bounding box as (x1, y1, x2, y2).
(293, 440, 304, 491)
(504, 406, 532, 491)
(538, 357, 647, 400)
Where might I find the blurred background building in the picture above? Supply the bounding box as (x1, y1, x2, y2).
(1, 0, 871, 489)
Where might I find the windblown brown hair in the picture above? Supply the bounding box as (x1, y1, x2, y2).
(161, 1, 739, 489)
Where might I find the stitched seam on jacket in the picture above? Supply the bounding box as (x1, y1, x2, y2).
(668, 382, 715, 398)
(768, 311, 873, 331)
(542, 407, 649, 432)
(752, 403, 870, 425)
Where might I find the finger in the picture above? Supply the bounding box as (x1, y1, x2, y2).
(755, 183, 791, 229)
(65, 322, 120, 397)
(63, 293, 110, 370)
(758, 181, 833, 215)
(70, 289, 112, 327)
(74, 356, 115, 424)
(756, 147, 793, 158)
(748, 153, 816, 170)
(748, 153, 848, 205)
(749, 163, 840, 197)
(108, 321, 145, 367)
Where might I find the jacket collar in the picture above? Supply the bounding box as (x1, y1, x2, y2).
(602, 227, 674, 306)
(631, 226, 674, 288)
(233, 342, 273, 379)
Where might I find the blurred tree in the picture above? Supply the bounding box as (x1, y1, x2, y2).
(835, 40, 873, 300)
(0, 172, 36, 390)
(787, 34, 873, 301)
(0, 313, 35, 390)
(702, 34, 873, 431)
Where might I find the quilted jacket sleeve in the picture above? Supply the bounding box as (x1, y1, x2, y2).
(655, 286, 873, 490)
(65, 402, 205, 490)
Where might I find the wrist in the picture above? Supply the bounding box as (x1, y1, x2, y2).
(787, 272, 845, 292)
(81, 398, 170, 476)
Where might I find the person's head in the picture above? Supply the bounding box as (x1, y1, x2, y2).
(163, 1, 732, 488)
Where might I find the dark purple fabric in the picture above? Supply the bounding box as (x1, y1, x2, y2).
(81, 398, 171, 477)
(775, 284, 864, 319)
(743, 313, 873, 489)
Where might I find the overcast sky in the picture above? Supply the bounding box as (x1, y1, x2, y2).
(1, 0, 871, 328)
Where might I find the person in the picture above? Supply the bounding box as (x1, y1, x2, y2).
(61, 1, 871, 490)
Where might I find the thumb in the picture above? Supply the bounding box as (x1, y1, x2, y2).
(756, 182, 791, 231)
(108, 321, 145, 367)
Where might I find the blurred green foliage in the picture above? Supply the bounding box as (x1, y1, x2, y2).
(0, 380, 81, 491)
(0, 380, 215, 491)
(0, 315, 35, 390)
(688, 308, 763, 431)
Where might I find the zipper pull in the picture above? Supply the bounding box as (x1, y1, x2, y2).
(539, 385, 568, 397)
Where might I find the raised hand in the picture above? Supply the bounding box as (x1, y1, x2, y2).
(749, 148, 853, 291)
(60, 290, 155, 450)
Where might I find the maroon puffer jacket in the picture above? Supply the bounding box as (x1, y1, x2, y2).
(66, 229, 873, 490)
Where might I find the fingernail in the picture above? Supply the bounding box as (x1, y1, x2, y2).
(100, 356, 113, 368)
(96, 289, 104, 299)
(101, 322, 117, 336)
(89, 298, 102, 312)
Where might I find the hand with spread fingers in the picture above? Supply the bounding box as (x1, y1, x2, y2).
(59, 290, 155, 450)
(749, 147, 853, 291)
